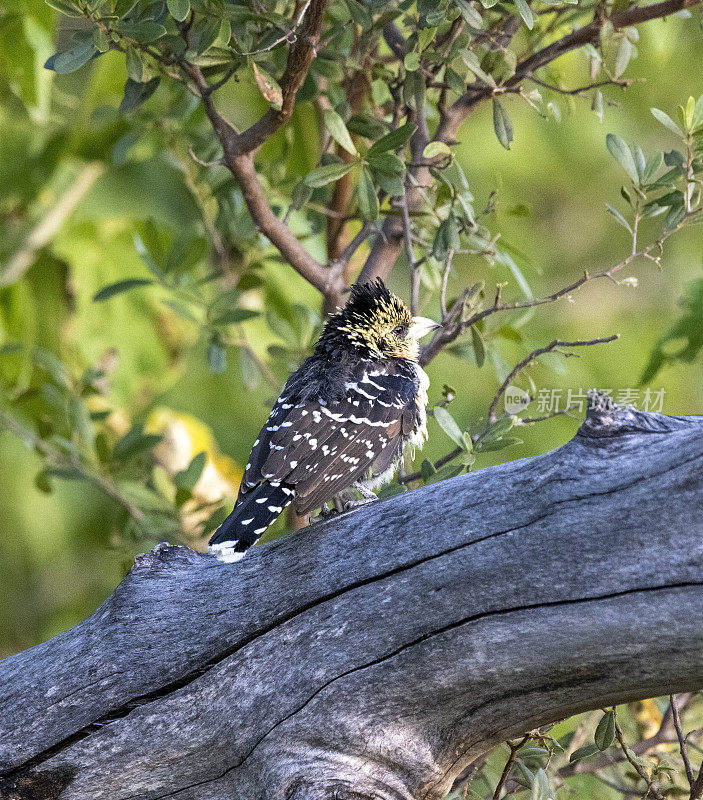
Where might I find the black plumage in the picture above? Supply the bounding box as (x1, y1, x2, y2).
(208, 280, 437, 562)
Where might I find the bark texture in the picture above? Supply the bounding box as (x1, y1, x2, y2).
(1, 400, 702, 800)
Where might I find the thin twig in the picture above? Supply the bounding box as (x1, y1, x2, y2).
(672, 695, 696, 788)
(233, 0, 313, 56)
(526, 75, 633, 96)
(613, 706, 665, 800)
(1, 163, 105, 287)
(518, 404, 579, 425)
(487, 335, 619, 423)
(0, 410, 145, 522)
(493, 736, 530, 800)
(399, 194, 419, 316)
(420, 210, 701, 367)
(331, 223, 378, 270)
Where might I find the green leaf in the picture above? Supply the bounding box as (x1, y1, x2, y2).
(642, 151, 664, 184)
(357, 167, 379, 221)
(530, 768, 551, 800)
(569, 743, 601, 763)
(46, 40, 95, 74)
(423, 141, 451, 159)
(651, 107, 684, 137)
(368, 122, 417, 155)
(93, 28, 110, 53)
(613, 36, 632, 78)
(377, 482, 408, 499)
(35, 470, 53, 494)
(207, 334, 227, 373)
(374, 171, 405, 197)
(346, 114, 388, 140)
(345, 0, 373, 28)
(167, 0, 190, 21)
(44, 0, 83, 16)
(685, 95, 696, 129)
(591, 88, 604, 122)
(459, 48, 496, 87)
(692, 94, 703, 130)
(471, 326, 485, 368)
(455, 0, 483, 27)
(291, 180, 314, 209)
(117, 20, 167, 43)
(192, 17, 222, 55)
(514, 759, 534, 788)
(595, 709, 616, 751)
(630, 143, 646, 183)
(518, 747, 550, 759)
(605, 203, 633, 233)
(240, 346, 260, 390)
(211, 308, 260, 325)
(367, 151, 405, 176)
(424, 463, 464, 484)
(93, 278, 153, 302)
(446, 67, 467, 96)
(120, 77, 160, 113)
(126, 47, 149, 82)
(492, 99, 513, 150)
(174, 451, 207, 491)
(420, 459, 436, 480)
(606, 133, 639, 184)
(323, 109, 358, 156)
(433, 406, 466, 449)
(113, 426, 162, 459)
(304, 162, 355, 187)
(478, 435, 523, 452)
(481, 415, 515, 443)
(404, 51, 420, 72)
(514, 0, 534, 29)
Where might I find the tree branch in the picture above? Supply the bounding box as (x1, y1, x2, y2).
(3, 400, 703, 800)
(487, 335, 619, 422)
(613, 707, 665, 800)
(437, 0, 702, 145)
(420, 211, 700, 367)
(179, 1, 340, 301)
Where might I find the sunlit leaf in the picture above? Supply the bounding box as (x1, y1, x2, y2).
(433, 406, 466, 449)
(323, 109, 358, 156)
(651, 107, 684, 137)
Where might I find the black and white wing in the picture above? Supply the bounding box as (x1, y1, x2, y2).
(260, 362, 418, 515)
(209, 362, 418, 560)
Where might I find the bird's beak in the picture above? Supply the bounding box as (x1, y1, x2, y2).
(409, 316, 441, 339)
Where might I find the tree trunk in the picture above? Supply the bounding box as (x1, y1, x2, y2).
(1, 398, 702, 800)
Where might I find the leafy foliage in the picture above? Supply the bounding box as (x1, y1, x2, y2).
(2, 3, 703, 791)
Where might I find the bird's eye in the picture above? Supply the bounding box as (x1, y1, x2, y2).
(393, 324, 407, 337)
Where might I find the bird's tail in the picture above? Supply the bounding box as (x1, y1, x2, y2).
(208, 481, 293, 562)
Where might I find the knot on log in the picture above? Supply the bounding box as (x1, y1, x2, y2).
(0, 765, 76, 800)
(578, 390, 694, 438)
(130, 542, 198, 573)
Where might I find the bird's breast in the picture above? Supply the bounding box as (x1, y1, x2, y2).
(408, 363, 430, 450)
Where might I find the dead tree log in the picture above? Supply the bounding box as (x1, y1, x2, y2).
(1, 399, 703, 800)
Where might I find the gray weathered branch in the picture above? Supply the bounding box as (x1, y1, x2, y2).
(2, 399, 703, 800)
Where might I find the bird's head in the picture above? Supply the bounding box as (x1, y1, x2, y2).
(321, 279, 440, 361)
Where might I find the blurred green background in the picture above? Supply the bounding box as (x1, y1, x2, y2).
(1, 0, 702, 660)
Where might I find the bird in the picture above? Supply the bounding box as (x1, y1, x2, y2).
(208, 278, 440, 562)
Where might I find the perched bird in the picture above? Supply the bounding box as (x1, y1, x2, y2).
(208, 279, 439, 562)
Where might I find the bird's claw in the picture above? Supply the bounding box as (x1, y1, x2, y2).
(342, 496, 378, 512)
